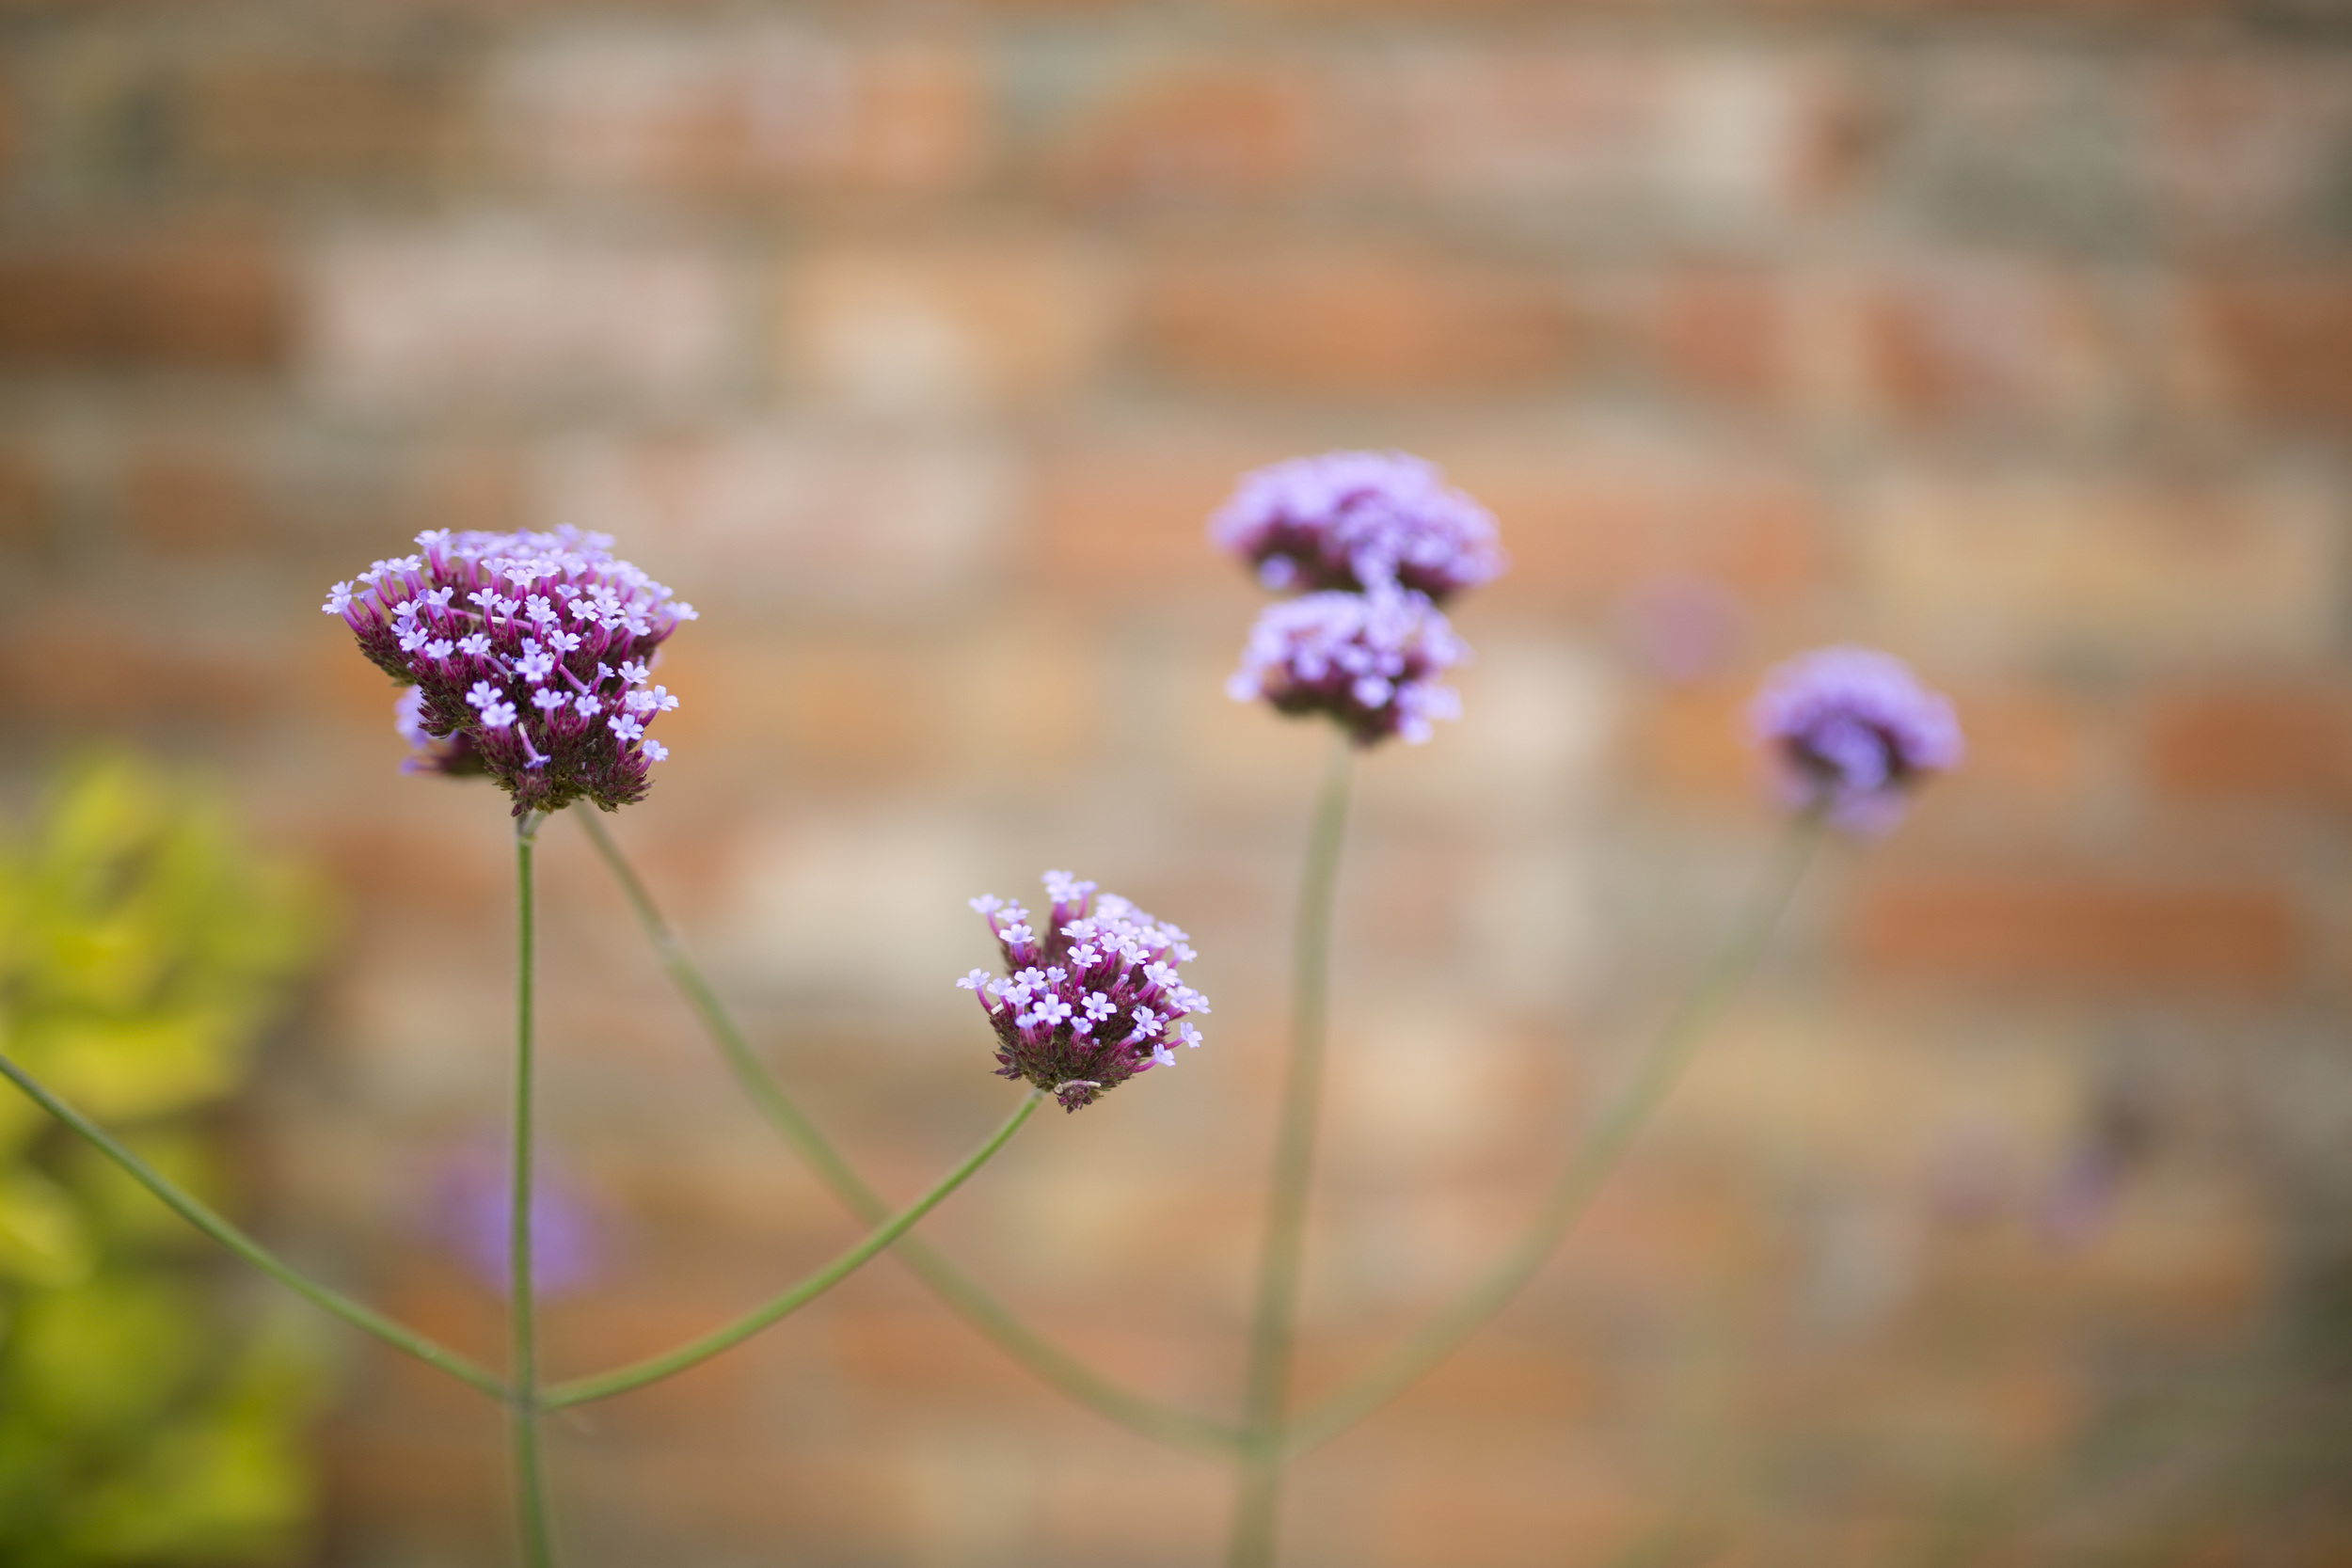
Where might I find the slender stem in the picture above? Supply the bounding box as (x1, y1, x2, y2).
(546, 1088, 1045, 1408)
(1282, 811, 1826, 1458)
(0, 1053, 508, 1401)
(573, 812, 1241, 1457)
(510, 813, 555, 1568)
(1229, 731, 1355, 1568)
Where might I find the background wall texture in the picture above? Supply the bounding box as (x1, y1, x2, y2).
(2, 1, 2349, 1564)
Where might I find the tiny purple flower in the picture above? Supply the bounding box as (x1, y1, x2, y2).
(1227, 589, 1469, 747)
(1209, 451, 1506, 601)
(1748, 645, 1963, 833)
(325, 527, 695, 816)
(963, 872, 1210, 1113)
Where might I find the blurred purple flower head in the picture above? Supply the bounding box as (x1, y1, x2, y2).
(1210, 451, 1505, 601)
(2036, 1147, 2123, 1250)
(961, 871, 1210, 1113)
(1618, 574, 1745, 686)
(1228, 590, 1468, 748)
(1749, 645, 1963, 833)
(393, 685, 482, 777)
(432, 1151, 602, 1299)
(325, 527, 695, 816)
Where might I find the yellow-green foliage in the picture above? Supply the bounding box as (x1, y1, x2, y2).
(0, 758, 327, 1566)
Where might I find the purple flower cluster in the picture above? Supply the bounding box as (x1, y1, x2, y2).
(1210, 451, 1504, 599)
(960, 872, 1210, 1113)
(1225, 592, 1468, 747)
(1749, 645, 1963, 833)
(325, 527, 695, 816)
(1215, 451, 1499, 748)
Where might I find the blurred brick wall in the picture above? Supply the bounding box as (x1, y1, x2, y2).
(3, 2, 2349, 1564)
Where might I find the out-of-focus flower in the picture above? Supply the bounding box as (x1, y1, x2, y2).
(1748, 645, 1962, 833)
(431, 1150, 603, 1299)
(325, 527, 694, 816)
(1617, 574, 1745, 685)
(1227, 590, 1468, 747)
(961, 871, 1210, 1113)
(1209, 451, 1505, 600)
(393, 685, 482, 777)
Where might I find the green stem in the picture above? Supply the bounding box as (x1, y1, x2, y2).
(573, 812, 1240, 1456)
(0, 1053, 508, 1402)
(1282, 811, 1825, 1458)
(546, 1087, 1046, 1409)
(511, 813, 555, 1567)
(1229, 731, 1355, 1568)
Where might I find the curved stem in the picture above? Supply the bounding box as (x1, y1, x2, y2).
(511, 813, 556, 1567)
(1283, 812, 1826, 1458)
(1229, 731, 1355, 1568)
(546, 1087, 1045, 1409)
(574, 812, 1241, 1457)
(0, 1053, 508, 1402)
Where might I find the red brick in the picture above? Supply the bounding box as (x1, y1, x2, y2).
(1446, 449, 1826, 606)
(1375, 1452, 1637, 1568)
(305, 230, 732, 408)
(297, 812, 505, 920)
(0, 608, 271, 729)
(1637, 269, 1793, 409)
(0, 73, 17, 187)
(1853, 874, 2297, 991)
(1030, 436, 1270, 593)
(665, 635, 948, 778)
(832, 1304, 1044, 1404)
(777, 237, 1114, 410)
(173, 56, 453, 184)
(1381, 51, 1835, 224)
(1857, 469, 2341, 662)
(531, 427, 1011, 601)
(1631, 679, 1756, 805)
(0, 444, 48, 556)
(1045, 63, 1330, 199)
(119, 439, 270, 552)
(1136, 248, 1576, 398)
(2139, 59, 2348, 245)
(490, 33, 986, 197)
(0, 235, 287, 371)
(2145, 685, 2352, 809)
(1938, 684, 2094, 803)
(1859, 264, 2121, 431)
(2191, 275, 2352, 424)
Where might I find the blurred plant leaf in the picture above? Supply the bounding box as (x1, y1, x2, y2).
(18, 1012, 247, 1124)
(0, 1166, 96, 1287)
(0, 752, 328, 1566)
(8, 1275, 200, 1434)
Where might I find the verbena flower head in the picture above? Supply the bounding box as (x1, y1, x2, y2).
(1209, 451, 1505, 600)
(961, 871, 1210, 1113)
(1227, 589, 1468, 747)
(1749, 644, 1963, 833)
(324, 528, 694, 816)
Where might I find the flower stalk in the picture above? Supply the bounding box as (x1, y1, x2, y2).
(573, 811, 1242, 1454)
(1284, 808, 1826, 1456)
(1228, 730, 1355, 1568)
(510, 811, 555, 1567)
(546, 1086, 1045, 1409)
(0, 1053, 509, 1402)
